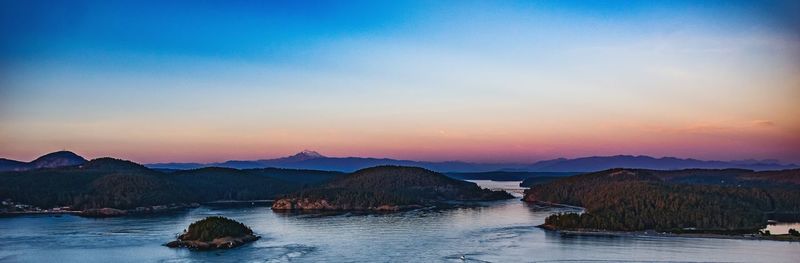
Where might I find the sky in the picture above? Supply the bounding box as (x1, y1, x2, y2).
(1, 0, 799, 164)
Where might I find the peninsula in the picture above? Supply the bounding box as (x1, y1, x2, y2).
(524, 168, 800, 240)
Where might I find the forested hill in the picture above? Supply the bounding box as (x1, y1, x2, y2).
(525, 168, 800, 233)
(272, 166, 514, 211)
(0, 158, 342, 210)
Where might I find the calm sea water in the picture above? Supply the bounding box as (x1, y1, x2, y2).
(0, 181, 797, 263)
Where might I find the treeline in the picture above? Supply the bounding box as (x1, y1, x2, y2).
(0, 158, 341, 210)
(527, 168, 800, 232)
(182, 216, 254, 241)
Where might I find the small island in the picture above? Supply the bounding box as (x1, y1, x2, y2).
(165, 216, 259, 250)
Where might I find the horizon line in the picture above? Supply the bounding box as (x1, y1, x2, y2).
(4, 149, 796, 166)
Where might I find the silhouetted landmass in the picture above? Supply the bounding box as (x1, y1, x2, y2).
(245, 167, 345, 185)
(445, 171, 577, 181)
(166, 216, 259, 250)
(525, 168, 800, 233)
(0, 151, 87, 172)
(0, 158, 342, 211)
(146, 151, 797, 172)
(272, 166, 514, 211)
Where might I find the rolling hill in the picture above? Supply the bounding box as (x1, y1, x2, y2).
(0, 151, 88, 172)
(272, 166, 514, 211)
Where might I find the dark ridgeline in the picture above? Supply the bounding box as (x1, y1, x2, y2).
(525, 168, 800, 233)
(272, 166, 514, 211)
(0, 151, 87, 172)
(0, 157, 342, 211)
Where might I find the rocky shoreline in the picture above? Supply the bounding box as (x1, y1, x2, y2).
(166, 216, 259, 250)
(271, 198, 426, 211)
(78, 203, 201, 218)
(165, 234, 260, 250)
(1, 203, 205, 218)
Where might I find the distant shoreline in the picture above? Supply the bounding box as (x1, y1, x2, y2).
(0, 210, 81, 216)
(530, 201, 800, 242)
(0, 199, 286, 217)
(538, 225, 800, 242)
(0, 203, 204, 217)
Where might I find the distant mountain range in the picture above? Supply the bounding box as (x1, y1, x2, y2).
(146, 150, 798, 172)
(1, 150, 795, 173)
(147, 150, 523, 172)
(0, 151, 87, 172)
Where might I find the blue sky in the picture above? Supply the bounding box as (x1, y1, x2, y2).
(3, 1, 796, 62)
(1, 0, 799, 163)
